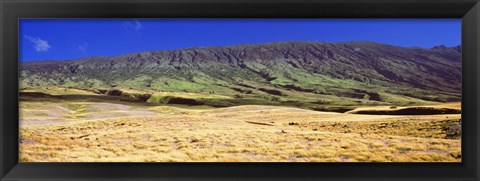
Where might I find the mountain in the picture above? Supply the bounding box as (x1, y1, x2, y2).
(20, 41, 461, 110)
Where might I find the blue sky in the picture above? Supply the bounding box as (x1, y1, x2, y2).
(20, 19, 461, 62)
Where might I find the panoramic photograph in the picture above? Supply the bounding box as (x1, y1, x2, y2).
(19, 19, 461, 162)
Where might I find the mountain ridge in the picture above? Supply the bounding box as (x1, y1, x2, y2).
(20, 41, 462, 109)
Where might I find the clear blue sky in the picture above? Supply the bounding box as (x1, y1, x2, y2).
(20, 19, 461, 62)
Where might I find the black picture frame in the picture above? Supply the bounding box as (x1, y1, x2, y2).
(1, 0, 479, 180)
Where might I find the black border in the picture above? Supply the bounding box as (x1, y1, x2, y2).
(1, 0, 479, 181)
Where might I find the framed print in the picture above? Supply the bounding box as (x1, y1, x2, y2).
(17, 18, 463, 163)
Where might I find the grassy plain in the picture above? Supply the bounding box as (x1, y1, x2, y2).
(19, 88, 461, 162)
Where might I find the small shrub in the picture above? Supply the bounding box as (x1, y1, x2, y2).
(446, 125, 461, 139)
(234, 94, 244, 99)
(270, 96, 281, 102)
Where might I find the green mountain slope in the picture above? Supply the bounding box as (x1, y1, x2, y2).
(20, 41, 461, 111)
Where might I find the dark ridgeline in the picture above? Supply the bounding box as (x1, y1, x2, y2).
(20, 41, 461, 103)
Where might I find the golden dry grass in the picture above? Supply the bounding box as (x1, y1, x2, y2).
(19, 100, 461, 162)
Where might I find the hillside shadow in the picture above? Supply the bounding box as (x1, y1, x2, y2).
(351, 107, 461, 115)
(20, 92, 148, 105)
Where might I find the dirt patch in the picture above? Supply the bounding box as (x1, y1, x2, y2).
(85, 103, 134, 112)
(83, 110, 157, 119)
(20, 120, 64, 126)
(21, 105, 73, 119)
(82, 103, 157, 119)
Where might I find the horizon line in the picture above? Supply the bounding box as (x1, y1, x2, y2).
(20, 40, 462, 63)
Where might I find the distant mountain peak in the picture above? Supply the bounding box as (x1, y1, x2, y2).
(432, 45, 448, 49)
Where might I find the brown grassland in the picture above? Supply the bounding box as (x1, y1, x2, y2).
(19, 89, 461, 162)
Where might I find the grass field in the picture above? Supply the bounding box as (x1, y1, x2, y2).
(19, 89, 461, 162)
